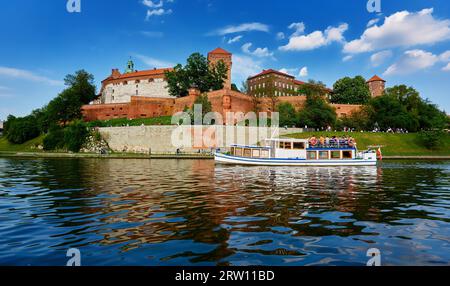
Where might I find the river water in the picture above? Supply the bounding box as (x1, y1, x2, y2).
(0, 158, 449, 266)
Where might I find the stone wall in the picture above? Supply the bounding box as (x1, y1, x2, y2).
(99, 125, 303, 154)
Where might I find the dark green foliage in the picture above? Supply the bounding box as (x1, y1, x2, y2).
(231, 83, 239, 92)
(297, 95, 337, 129)
(5, 115, 40, 144)
(277, 102, 297, 127)
(4, 70, 96, 145)
(43, 121, 89, 152)
(64, 121, 89, 152)
(331, 76, 371, 104)
(190, 94, 213, 124)
(418, 130, 446, 150)
(165, 53, 228, 97)
(43, 127, 65, 151)
(367, 85, 447, 132)
(298, 80, 329, 97)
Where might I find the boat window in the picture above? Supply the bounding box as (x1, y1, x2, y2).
(252, 149, 261, 158)
(331, 151, 341, 159)
(343, 151, 352, 159)
(319, 151, 329, 160)
(231, 147, 235, 155)
(279, 142, 284, 149)
(244, 148, 252, 158)
(293, 142, 305, 150)
(284, 142, 292, 149)
(261, 150, 270, 158)
(235, 148, 243, 157)
(307, 151, 317, 160)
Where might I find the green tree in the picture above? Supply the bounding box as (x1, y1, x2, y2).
(188, 94, 213, 124)
(165, 53, 228, 97)
(297, 94, 337, 129)
(5, 115, 40, 144)
(64, 120, 89, 152)
(231, 83, 239, 92)
(331, 76, 371, 104)
(298, 80, 329, 97)
(277, 102, 297, 127)
(47, 70, 96, 127)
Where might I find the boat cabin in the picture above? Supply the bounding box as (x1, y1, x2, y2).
(229, 138, 357, 160)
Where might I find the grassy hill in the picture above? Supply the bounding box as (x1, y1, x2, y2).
(87, 116, 173, 128)
(0, 135, 45, 153)
(285, 132, 450, 156)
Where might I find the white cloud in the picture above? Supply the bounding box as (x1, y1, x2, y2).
(370, 50, 393, 67)
(278, 68, 296, 76)
(288, 22, 305, 37)
(142, 0, 173, 20)
(227, 35, 243, 44)
(367, 18, 380, 27)
(344, 8, 450, 54)
(342, 55, 353, 62)
(279, 23, 348, 51)
(146, 8, 172, 19)
(442, 62, 450, 71)
(232, 54, 262, 82)
(133, 54, 175, 68)
(384, 49, 438, 76)
(142, 0, 163, 8)
(210, 22, 269, 36)
(439, 50, 450, 62)
(299, 66, 308, 77)
(276, 32, 285, 40)
(0, 67, 63, 86)
(241, 43, 274, 58)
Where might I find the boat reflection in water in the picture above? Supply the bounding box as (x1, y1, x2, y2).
(0, 158, 449, 266)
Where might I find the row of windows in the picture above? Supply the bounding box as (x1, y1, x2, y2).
(110, 78, 163, 86)
(250, 82, 297, 91)
(307, 150, 353, 160)
(231, 147, 270, 158)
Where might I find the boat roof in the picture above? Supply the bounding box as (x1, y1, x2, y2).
(230, 144, 271, 149)
(264, 138, 308, 143)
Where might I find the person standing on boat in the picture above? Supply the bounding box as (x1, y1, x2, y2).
(319, 136, 325, 148)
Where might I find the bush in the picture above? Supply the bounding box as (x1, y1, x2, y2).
(6, 116, 40, 144)
(418, 130, 446, 150)
(43, 127, 66, 151)
(64, 121, 89, 152)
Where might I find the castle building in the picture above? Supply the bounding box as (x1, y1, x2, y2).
(247, 69, 305, 98)
(82, 47, 385, 122)
(367, 75, 386, 97)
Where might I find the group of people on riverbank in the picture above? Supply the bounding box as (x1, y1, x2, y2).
(308, 135, 357, 148)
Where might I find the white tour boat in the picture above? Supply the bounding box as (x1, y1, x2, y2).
(214, 138, 378, 166)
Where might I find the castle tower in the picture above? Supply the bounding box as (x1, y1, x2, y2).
(367, 75, 386, 97)
(125, 58, 135, 74)
(208, 47, 232, 90)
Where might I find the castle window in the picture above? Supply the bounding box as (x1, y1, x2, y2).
(136, 90, 138, 95)
(123, 81, 128, 85)
(149, 78, 154, 83)
(135, 80, 140, 84)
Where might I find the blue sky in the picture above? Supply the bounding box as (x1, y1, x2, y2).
(0, 0, 449, 120)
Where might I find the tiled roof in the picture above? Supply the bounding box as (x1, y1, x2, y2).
(208, 47, 232, 55)
(103, 68, 173, 82)
(367, 75, 386, 82)
(248, 69, 295, 80)
(293, 79, 305, 85)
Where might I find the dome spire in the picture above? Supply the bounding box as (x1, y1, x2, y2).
(125, 57, 135, 74)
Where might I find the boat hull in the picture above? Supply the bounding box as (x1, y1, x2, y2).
(214, 153, 377, 166)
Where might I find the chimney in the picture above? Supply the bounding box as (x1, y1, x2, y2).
(111, 69, 121, 78)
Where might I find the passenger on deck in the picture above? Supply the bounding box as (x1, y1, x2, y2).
(319, 136, 325, 147)
(309, 136, 318, 147)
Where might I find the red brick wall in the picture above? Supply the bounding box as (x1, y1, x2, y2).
(82, 91, 361, 122)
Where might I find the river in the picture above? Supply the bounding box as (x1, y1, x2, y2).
(0, 158, 449, 266)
